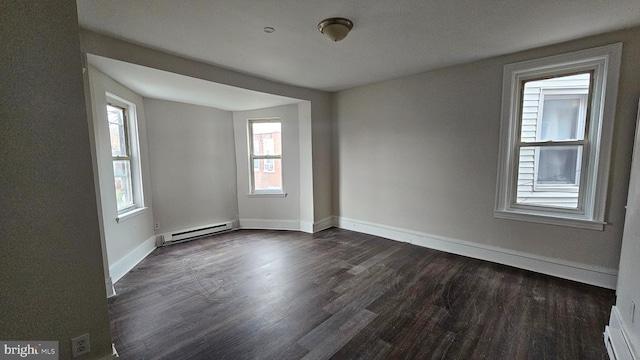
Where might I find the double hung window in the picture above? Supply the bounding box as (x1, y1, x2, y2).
(107, 103, 134, 212)
(520, 74, 589, 202)
(106, 94, 144, 217)
(495, 44, 622, 230)
(249, 119, 283, 194)
(534, 91, 588, 190)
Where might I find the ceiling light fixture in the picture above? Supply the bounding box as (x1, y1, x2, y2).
(264, 27, 275, 33)
(317, 17, 353, 42)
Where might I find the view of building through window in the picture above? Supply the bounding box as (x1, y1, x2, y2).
(107, 104, 134, 211)
(250, 120, 282, 192)
(516, 73, 590, 208)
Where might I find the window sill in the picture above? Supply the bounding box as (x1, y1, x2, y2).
(494, 209, 605, 231)
(116, 207, 147, 223)
(246, 193, 287, 198)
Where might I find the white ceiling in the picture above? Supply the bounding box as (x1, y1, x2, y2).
(87, 54, 302, 111)
(77, 0, 640, 93)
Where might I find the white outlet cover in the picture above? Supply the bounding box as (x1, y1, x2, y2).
(71, 333, 90, 358)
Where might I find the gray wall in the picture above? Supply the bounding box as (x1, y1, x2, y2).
(145, 99, 238, 233)
(233, 105, 301, 227)
(0, 2, 113, 358)
(333, 26, 640, 272)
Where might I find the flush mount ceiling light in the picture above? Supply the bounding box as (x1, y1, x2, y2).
(317, 17, 353, 42)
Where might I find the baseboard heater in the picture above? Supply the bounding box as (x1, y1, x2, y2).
(160, 221, 234, 246)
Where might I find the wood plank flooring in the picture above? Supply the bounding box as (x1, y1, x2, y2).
(108, 228, 614, 359)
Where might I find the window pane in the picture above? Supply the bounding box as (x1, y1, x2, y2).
(264, 159, 275, 173)
(251, 122, 281, 156)
(537, 146, 581, 185)
(516, 146, 581, 209)
(113, 160, 134, 211)
(540, 98, 582, 141)
(253, 159, 282, 191)
(520, 73, 590, 143)
(263, 138, 275, 155)
(107, 105, 128, 157)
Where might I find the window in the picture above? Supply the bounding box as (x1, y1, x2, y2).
(495, 43, 622, 230)
(522, 75, 589, 199)
(249, 119, 283, 194)
(106, 94, 144, 216)
(534, 91, 587, 190)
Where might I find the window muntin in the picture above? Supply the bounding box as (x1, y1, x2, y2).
(249, 120, 283, 193)
(495, 43, 622, 230)
(107, 104, 135, 212)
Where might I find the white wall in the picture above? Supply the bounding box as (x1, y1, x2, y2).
(298, 102, 316, 232)
(88, 66, 155, 280)
(233, 104, 301, 230)
(333, 26, 640, 286)
(0, 2, 113, 358)
(611, 103, 640, 357)
(145, 99, 238, 233)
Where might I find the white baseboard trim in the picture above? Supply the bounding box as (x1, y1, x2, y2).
(238, 217, 333, 233)
(239, 218, 300, 231)
(605, 306, 637, 360)
(105, 276, 116, 298)
(313, 216, 334, 233)
(109, 235, 156, 284)
(300, 221, 314, 234)
(333, 216, 618, 289)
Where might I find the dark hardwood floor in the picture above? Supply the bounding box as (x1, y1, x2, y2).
(109, 228, 614, 359)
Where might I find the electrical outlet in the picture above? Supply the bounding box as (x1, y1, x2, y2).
(71, 333, 90, 358)
(154, 222, 160, 230)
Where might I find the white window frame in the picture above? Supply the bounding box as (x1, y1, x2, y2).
(495, 43, 622, 230)
(106, 93, 145, 220)
(248, 118, 283, 195)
